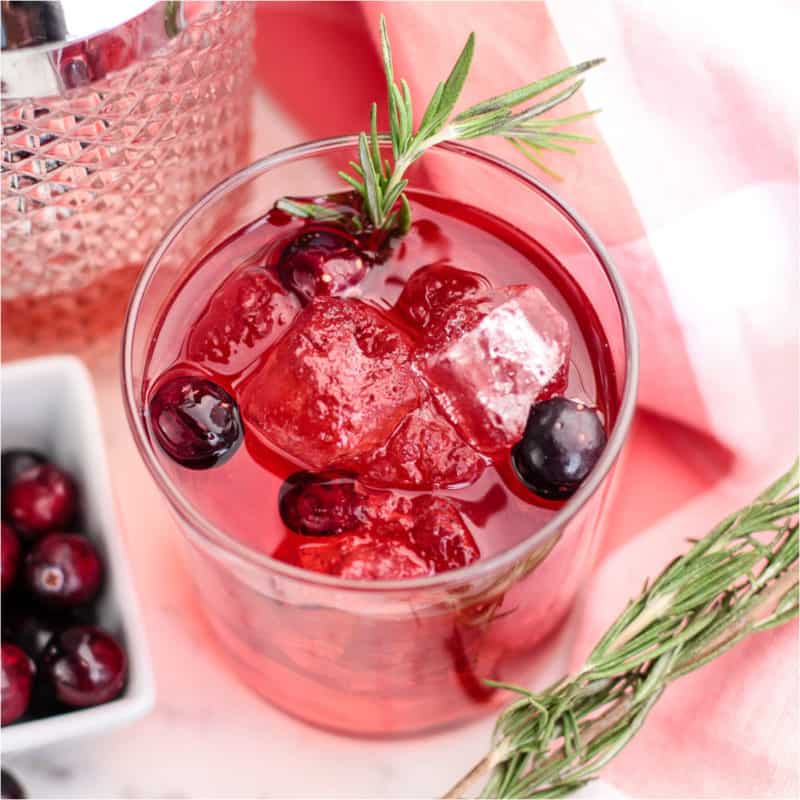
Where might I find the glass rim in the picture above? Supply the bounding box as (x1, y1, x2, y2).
(121, 134, 640, 594)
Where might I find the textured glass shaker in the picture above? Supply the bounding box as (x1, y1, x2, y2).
(1, 1, 254, 359)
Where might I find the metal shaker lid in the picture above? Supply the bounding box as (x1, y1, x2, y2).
(1, 1, 209, 99)
(1, 1, 158, 53)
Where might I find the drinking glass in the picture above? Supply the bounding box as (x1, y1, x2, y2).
(122, 137, 638, 736)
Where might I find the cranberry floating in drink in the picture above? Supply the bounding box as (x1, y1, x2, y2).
(277, 226, 369, 304)
(124, 16, 637, 735)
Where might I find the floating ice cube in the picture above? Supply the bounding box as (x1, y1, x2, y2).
(242, 297, 420, 469)
(421, 286, 570, 453)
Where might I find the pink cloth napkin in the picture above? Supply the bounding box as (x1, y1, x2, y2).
(252, 3, 799, 796)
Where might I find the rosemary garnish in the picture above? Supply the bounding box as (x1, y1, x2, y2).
(279, 16, 603, 234)
(445, 460, 799, 799)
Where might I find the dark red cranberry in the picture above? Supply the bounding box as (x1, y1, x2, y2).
(1, 449, 46, 494)
(149, 375, 243, 469)
(1, 523, 21, 593)
(1, 769, 26, 799)
(511, 397, 607, 500)
(278, 471, 362, 536)
(1, 643, 35, 724)
(41, 626, 126, 708)
(278, 227, 367, 305)
(25, 533, 102, 609)
(4, 608, 85, 662)
(4, 464, 76, 538)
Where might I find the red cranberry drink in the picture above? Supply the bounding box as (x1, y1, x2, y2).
(126, 19, 636, 734)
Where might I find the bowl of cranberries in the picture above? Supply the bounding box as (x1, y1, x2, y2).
(1, 356, 154, 754)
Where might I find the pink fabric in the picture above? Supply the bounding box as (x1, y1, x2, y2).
(252, 3, 799, 796)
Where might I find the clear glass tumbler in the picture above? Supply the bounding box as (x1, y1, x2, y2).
(1, 1, 253, 359)
(123, 137, 639, 736)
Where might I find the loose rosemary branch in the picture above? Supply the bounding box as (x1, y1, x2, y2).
(445, 460, 799, 799)
(277, 16, 602, 233)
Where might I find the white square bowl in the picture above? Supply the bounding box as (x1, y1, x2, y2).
(1, 355, 155, 753)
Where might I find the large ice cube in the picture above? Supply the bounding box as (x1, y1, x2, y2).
(186, 266, 299, 373)
(242, 297, 420, 469)
(421, 286, 570, 453)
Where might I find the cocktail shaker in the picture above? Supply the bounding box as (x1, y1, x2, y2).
(1, 1, 254, 358)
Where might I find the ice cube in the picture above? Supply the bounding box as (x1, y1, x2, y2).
(421, 286, 570, 453)
(242, 297, 421, 470)
(409, 497, 481, 573)
(338, 533, 432, 580)
(272, 495, 479, 580)
(186, 266, 299, 373)
(361, 401, 485, 490)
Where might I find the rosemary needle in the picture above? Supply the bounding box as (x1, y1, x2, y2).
(277, 15, 602, 234)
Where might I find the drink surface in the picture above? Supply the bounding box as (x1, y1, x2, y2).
(144, 189, 616, 574)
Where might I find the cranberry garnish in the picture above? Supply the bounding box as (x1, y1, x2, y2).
(41, 626, 126, 708)
(1, 449, 45, 494)
(1, 769, 26, 799)
(149, 374, 243, 469)
(4, 464, 77, 538)
(1, 524, 21, 593)
(25, 533, 102, 609)
(511, 397, 607, 500)
(278, 227, 367, 305)
(278, 471, 362, 536)
(1, 643, 35, 724)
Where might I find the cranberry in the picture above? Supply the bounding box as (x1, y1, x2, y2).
(25, 533, 102, 609)
(279, 471, 362, 536)
(1, 524, 21, 593)
(1, 449, 45, 494)
(149, 374, 243, 469)
(41, 626, 126, 708)
(278, 227, 367, 305)
(511, 397, 607, 500)
(4, 464, 76, 538)
(394, 263, 491, 330)
(4, 608, 85, 662)
(274, 494, 479, 579)
(1, 643, 35, 724)
(1, 769, 26, 799)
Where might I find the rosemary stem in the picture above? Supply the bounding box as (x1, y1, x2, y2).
(444, 463, 798, 799)
(442, 755, 493, 799)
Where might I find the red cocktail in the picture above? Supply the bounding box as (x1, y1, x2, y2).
(123, 138, 637, 734)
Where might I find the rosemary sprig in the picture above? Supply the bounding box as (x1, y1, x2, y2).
(280, 16, 603, 233)
(445, 460, 800, 799)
